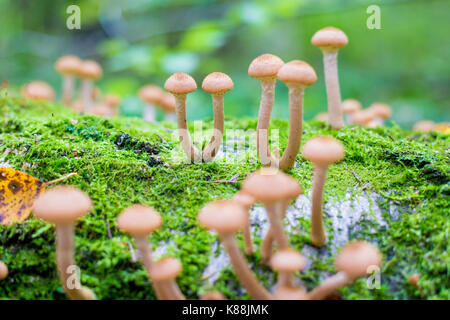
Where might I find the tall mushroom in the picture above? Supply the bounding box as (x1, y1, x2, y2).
(116, 204, 165, 299)
(311, 27, 348, 130)
(302, 137, 344, 247)
(54, 55, 82, 105)
(309, 240, 381, 300)
(248, 54, 284, 167)
(164, 72, 201, 162)
(232, 191, 256, 255)
(22, 81, 55, 101)
(341, 99, 362, 124)
(139, 85, 164, 123)
(277, 60, 317, 171)
(33, 185, 96, 300)
(241, 168, 302, 264)
(198, 200, 272, 299)
(270, 248, 307, 288)
(201, 72, 234, 162)
(149, 257, 185, 300)
(78, 60, 103, 114)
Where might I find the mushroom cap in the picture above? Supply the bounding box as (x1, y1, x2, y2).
(164, 72, 197, 94)
(352, 109, 375, 125)
(198, 200, 247, 234)
(248, 54, 284, 79)
(55, 55, 82, 75)
(117, 204, 162, 236)
(0, 261, 8, 280)
(22, 81, 55, 101)
(311, 27, 348, 49)
(202, 72, 234, 94)
(33, 185, 92, 224)
(342, 99, 362, 114)
(241, 168, 302, 203)
(315, 112, 329, 123)
(92, 104, 110, 117)
(103, 94, 121, 108)
(138, 85, 164, 104)
(274, 286, 308, 300)
(368, 102, 392, 119)
(160, 93, 176, 112)
(78, 60, 103, 80)
(334, 240, 382, 278)
(434, 122, 450, 134)
(302, 136, 345, 166)
(232, 192, 255, 210)
(149, 257, 182, 282)
(200, 291, 225, 300)
(277, 60, 317, 87)
(413, 120, 435, 133)
(270, 248, 307, 273)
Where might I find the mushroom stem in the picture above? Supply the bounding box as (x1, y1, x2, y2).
(143, 103, 157, 123)
(55, 224, 95, 300)
(202, 94, 224, 162)
(220, 233, 272, 300)
(308, 271, 350, 300)
(310, 165, 328, 246)
(260, 200, 289, 263)
(164, 280, 186, 300)
(174, 94, 201, 162)
(81, 79, 93, 114)
(242, 212, 254, 255)
(264, 202, 290, 251)
(164, 113, 176, 122)
(256, 80, 278, 167)
(62, 75, 75, 106)
(322, 50, 344, 130)
(279, 86, 304, 170)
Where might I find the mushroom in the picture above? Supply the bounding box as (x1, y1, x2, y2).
(408, 274, 420, 287)
(273, 285, 308, 300)
(248, 54, 284, 167)
(33, 185, 96, 300)
(277, 60, 317, 171)
(0, 261, 8, 280)
(164, 72, 201, 162)
(149, 257, 185, 300)
(201, 72, 234, 162)
(413, 120, 435, 133)
(160, 93, 176, 122)
(341, 99, 362, 124)
(311, 27, 348, 130)
(139, 85, 164, 123)
(368, 102, 392, 126)
(54, 55, 82, 105)
(434, 122, 450, 134)
(200, 291, 226, 300)
(241, 168, 302, 264)
(22, 81, 55, 101)
(232, 192, 256, 255)
(352, 109, 376, 128)
(198, 200, 272, 299)
(116, 204, 165, 299)
(270, 248, 307, 289)
(315, 112, 329, 123)
(102, 94, 121, 116)
(77, 60, 103, 114)
(309, 240, 382, 300)
(302, 137, 345, 247)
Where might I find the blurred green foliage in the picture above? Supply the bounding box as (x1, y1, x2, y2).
(0, 0, 449, 127)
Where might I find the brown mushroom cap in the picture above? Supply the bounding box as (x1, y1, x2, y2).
(434, 122, 450, 134)
(103, 94, 121, 108)
(78, 60, 103, 80)
(277, 60, 317, 87)
(271, 248, 307, 273)
(302, 136, 345, 166)
(274, 286, 308, 300)
(33, 186, 92, 224)
(413, 120, 435, 133)
(368, 102, 392, 119)
(248, 54, 284, 79)
(138, 85, 164, 104)
(0, 261, 8, 280)
(352, 109, 375, 125)
(342, 99, 362, 114)
(164, 72, 197, 94)
(202, 72, 234, 94)
(311, 27, 348, 49)
(55, 55, 82, 75)
(198, 200, 247, 234)
(232, 192, 256, 210)
(117, 204, 162, 236)
(334, 240, 382, 278)
(22, 81, 56, 101)
(149, 257, 182, 282)
(160, 93, 176, 112)
(241, 168, 302, 203)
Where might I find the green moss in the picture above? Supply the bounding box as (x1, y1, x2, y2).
(0, 95, 448, 300)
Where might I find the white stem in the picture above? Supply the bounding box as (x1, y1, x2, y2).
(81, 80, 93, 114)
(322, 51, 344, 130)
(143, 104, 157, 123)
(62, 75, 75, 106)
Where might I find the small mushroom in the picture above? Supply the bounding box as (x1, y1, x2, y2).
(102, 94, 122, 117)
(54, 55, 82, 105)
(241, 168, 302, 264)
(408, 273, 420, 287)
(368, 102, 392, 126)
(315, 112, 329, 123)
(201, 72, 234, 162)
(77, 60, 103, 114)
(352, 109, 376, 127)
(309, 240, 382, 300)
(200, 291, 226, 300)
(311, 27, 348, 130)
(232, 192, 256, 255)
(33, 185, 96, 300)
(248, 54, 284, 167)
(434, 122, 450, 134)
(149, 257, 185, 300)
(277, 60, 317, 171)
(139, 85, 164, 123)
(198, 200, 272, 299)
(270, 248, 307, 289)
(22, 81, 55, 101)
(413, 120, 435, 133)
(0, 261, 8, 280)
(164, 72, 201, 162)
(302, 137, 344, 247)
(160, 93, 176, 122)
(341, 99, 362, 124)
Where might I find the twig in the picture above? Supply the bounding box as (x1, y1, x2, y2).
(211, 172, 240, 184)
(45, 172, 77, 185)
(351, 170, 363, 184)
(106, 220, 112, 239)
